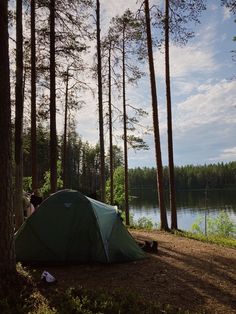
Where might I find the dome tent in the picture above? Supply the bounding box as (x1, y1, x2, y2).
(15, 189, 145, 263)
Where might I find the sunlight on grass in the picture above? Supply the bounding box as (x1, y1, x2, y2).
(175, 231, 236, 248)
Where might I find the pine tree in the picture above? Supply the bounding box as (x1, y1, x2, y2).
(144, 0, 169, 231)
(14, 0, 24, 229)
(0, 0, 16, 285)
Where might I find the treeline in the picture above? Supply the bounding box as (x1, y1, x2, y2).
(129, 163, 236, 190)
(22, 122, 236, 194)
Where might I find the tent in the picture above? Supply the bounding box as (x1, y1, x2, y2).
(15, 189, 145, 263)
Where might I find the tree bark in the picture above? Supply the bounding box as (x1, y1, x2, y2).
(96, 0, 105, 202)
(63, 68, 69, 189)
(50, 0, 57, 193)
(122, 29, 130, 225)
(165, 0, 177, 230)
(144, 0, 169, 231)
(108, 45, 114, 204)
(0, 0, 16, 283)
(31, 0, 38, 191)
(14, 0, 24, 229)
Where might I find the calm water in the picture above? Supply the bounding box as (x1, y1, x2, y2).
(129, 189, 236, 231)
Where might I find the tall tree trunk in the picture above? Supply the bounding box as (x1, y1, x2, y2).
(31, 0, 38, 191)
(50, 0, 57, 193)
(108, 45, 114, 204)
(144, 0, 169, 231)
(14, 0, 24, 229)
(165, 0, 177, 230)
(63, 68, 69, 189)
(122, 29, 130, 225)
(0, 0, 16, 283)
(96, 0, 105, 202)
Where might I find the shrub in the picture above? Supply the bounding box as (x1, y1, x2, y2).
(191, 210, 236, 238)
(135, 217, 154, 230)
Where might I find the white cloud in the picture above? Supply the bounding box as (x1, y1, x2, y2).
(223, 6, 231, 21)
(175, 79, 236, 130)
(152, 37, 219, 98)
(172, 45, 215, 77)
(101, 0, 139, 19)
(100, 0, 139, 31)
(212, 146, 236, 161)
(197, 83, 214, 92)
(197, 22, 218, 44)
(209, 4, 218, 11)
(153, 18, 221, 99)
(170, 79, 236, 164)
(128, 79, 236, 167)
(75, 90, 99, 144)
(154, 41, 217, 80)
(174, 81, 200, 96)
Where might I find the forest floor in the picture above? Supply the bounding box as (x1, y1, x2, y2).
(28, 230, 236, 314)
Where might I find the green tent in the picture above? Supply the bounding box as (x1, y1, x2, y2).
(15, 189, 145, 263)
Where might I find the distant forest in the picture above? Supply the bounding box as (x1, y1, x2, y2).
(129, 162, 236, 191)
(22, 125, 124, 196)
(22, 126, 236, 193)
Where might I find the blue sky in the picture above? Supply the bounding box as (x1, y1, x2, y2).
(76, 0, 236, 168)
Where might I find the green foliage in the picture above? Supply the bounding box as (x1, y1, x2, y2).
(191, 216, 204, 235)
(23, 176, 32, 192)
(117, 212, 159, 231)
(119, 211, 135, 226)
(56, 286, 182, 314)
(134, 217, 154, 230)
(191, 211, 236, 238)
(23, 125, 124, 197)
(106, 166, 125, 206)
(41, 161, 63, 197)
(126, 135, 149, 151)
(207, 211, 236, 237)
(175, 230, 236, 248)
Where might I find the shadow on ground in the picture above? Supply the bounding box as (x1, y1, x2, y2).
(26, 231, 236, 314)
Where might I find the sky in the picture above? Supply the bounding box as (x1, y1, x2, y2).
(75, 0, 236, 168)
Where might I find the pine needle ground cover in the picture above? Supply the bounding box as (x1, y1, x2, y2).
(1, 230, 236, 314)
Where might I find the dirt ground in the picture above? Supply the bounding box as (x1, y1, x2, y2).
(34, 230, 236, 314)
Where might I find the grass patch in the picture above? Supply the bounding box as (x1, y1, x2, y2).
(50, 286, 191, 314)
(0, 264, 194, 314)
(174, 230, 236, 248)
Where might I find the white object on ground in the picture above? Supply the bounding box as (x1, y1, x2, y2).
(41, 271, 56, 283)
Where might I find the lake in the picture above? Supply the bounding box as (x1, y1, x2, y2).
(129, 189, 236, 231)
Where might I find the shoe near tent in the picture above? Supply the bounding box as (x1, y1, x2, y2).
(15, 189, 145, 264)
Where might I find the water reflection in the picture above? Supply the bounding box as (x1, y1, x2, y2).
(129, 189, 236, 231)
